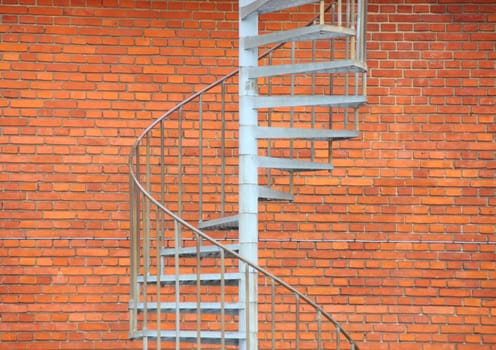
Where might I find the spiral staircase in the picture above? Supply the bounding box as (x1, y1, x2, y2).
(128, 1, 367, 349)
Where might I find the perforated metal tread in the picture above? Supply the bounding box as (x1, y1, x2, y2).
(247, 59, 367, 78)
(250, 95, 366, 109)
(133, 330, 244, 345)
(130, 301, 243, 315)
(161, 244, 239, 258)
(255, 126, 359, 140)
(198, 215, 240, 231)
(137, 273, 241, 285)
(257, 156, 333, 171)
(258, 185, 293, 201)
(243, 24, 354, 49)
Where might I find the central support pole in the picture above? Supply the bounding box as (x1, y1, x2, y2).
(239, 1, 258, 349)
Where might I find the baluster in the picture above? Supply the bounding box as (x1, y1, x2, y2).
(174, 220, 180, 350)
(289, 41, 295, 193)
(143, 133, 151, 338)
(220, 249, 226, 349)
(317, 311, 322, 350)
(129, 172, 139, 334)
(295, 294, 300, 350)
(221, 81, 226, 218)
(320, 0, 325, 25)
(267, 52, 273, 189)
(178, 107, 183, 221)
(271, 279, 276, 350)
(199, 95, 204, 222)
(196, 236, 201, 350)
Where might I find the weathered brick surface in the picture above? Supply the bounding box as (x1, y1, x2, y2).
(0, 1, 495, 349)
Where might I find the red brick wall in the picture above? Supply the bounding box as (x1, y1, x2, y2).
(0, 1, 494, 349)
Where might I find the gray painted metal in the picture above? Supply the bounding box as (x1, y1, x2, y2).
(239, 1, 259, 349)
(251, 95, 366, 109)
(198, 185, 294, 231)
(198, 215, 240, 230)
(258, 185, 294, 201)
(133, 330, 244, 345)
(255, 126, 359, 140)
(247, 59, 366, 78)
(129, 1, 367, 349)
(240, 0, 318, 19)
(137, 273, 241, 285)
(243, 24, 354, 49)
(131, 302, 243, 315)
(257, 156, 334, 171)
(161, 244, 239, 257)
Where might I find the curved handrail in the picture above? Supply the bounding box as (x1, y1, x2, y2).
(130, 171, 358, 347)
(129, 2, 364, 348)
(129, 3, 327, 156)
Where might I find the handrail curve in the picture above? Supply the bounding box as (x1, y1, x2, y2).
(129, 2, 365, 348)
(130, 172, 358, 346)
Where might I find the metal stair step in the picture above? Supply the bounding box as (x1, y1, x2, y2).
(250, 95, 366, 109)
(247, 59, 367, 78)
(258, 185, 293, 201)
(243, 24, 354, 49)
(198, 215, 239, 231)
(131, 301, 243, 315)
(255, 126, 359, 140)
(197, 186, 293, 231)
(257, 156, 333, 171)
(161, 244, 239, 258)
(241, 0, 319, 19)
(137, 273, 241, 285)
(134, 330, 244, 345)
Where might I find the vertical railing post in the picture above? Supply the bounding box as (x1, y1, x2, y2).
(317, 311, 322, 350)
(142, 135, 151, 342)
(320, 0, 325, 24)
(199, 95, 204, 222)
(160, 120, 165, 277)
(361, 0, 368, 98)
(221, 81, 226, 218)
(271, 279, 276, 350)
(155, 205, 161, 348)
(196, 236, 202, 350)
(343, 0, 350, 129)
(220, 249, 226, 349)
(174, 220, 180, 350)
(295, 295, 300, 350)
(129, 171, 139, 336)
(177, 108, 183, 220)
(267, 53, 273, 188)
(311, 35, 316, 162)
(156, 121, 165, 350)
(289, 41, 296, 193)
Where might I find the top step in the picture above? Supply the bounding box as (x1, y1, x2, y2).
(243, 24, 354, 49)
(241, 0, 319, 19)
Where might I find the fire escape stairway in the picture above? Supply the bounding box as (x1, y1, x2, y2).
(128, 1, 367, 349)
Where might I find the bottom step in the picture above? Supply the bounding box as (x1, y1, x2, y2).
(133, 330, 244, 345)
(131, 301, 243, 315)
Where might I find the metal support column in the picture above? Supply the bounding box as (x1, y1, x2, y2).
(239, 1, 258, 349)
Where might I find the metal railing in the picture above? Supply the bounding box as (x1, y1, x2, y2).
(129, 1, 366, 349)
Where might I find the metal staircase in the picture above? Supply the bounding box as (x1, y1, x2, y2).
(129, 1, 367, 349)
